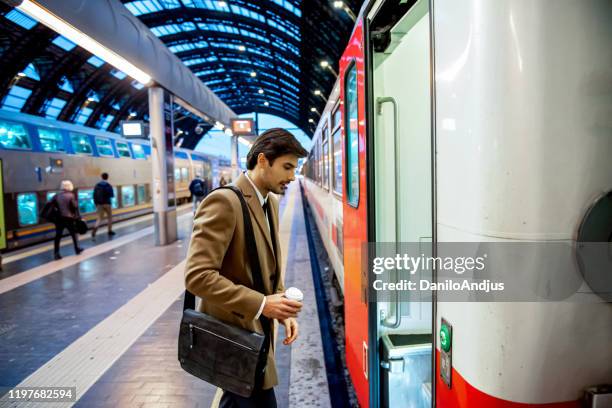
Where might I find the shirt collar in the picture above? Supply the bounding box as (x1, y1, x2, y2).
(244, 171, 268, 206)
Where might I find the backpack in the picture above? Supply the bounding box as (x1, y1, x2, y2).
(93, 183, 106, 204)
(190, 180, 204, 197)
(40, 198, 59, 223)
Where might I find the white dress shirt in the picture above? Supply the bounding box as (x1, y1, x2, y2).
(244, 171, 269, 319)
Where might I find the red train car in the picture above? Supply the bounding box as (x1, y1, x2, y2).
(303, 0, 612, 407)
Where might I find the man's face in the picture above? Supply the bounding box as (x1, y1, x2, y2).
(260, 153, 298, 194)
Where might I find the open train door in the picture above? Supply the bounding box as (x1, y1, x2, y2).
(365, 0, 435, 407)
(339, 16, 371, 408)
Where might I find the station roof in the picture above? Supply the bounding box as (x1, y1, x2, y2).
(0, 0, 360, 148)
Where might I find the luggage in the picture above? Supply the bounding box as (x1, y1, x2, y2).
(75, 219, 88, 235)
(178, 186, 270, 397)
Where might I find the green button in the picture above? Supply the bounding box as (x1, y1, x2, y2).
(440, 324, 451, 352)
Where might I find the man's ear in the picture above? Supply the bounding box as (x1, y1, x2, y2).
(257, 152, 268, 167)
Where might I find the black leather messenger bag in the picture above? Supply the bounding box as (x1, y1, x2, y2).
(178, 186, 271, 398)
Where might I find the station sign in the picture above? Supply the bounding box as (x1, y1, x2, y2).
(231, 118, 255, 136)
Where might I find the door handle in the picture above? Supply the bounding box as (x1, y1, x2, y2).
(376, 96, 401, 329)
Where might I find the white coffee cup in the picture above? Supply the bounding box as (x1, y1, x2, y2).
(284, 287, 303, 302)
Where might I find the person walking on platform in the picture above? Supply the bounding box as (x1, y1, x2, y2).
(52, 180, 83, 260)
(184, 128, 308, 407)
(189, 175, 206, 212)
(91, 172, 115, 239)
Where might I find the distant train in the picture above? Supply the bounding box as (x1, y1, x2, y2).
(0, 109, 225, 250)
(303, 0, 612, 407)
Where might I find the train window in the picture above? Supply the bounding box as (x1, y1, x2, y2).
(132, 144, 146, 159)
(0, 120, 31, 150)
(77, 189, 96, 214)
(332, 105, 341, 130)
(174, 168, 181, 182)
(121, 186, 135, 207)
(137, 184, 146, 204)
(46, 191, 59, 202)
(322, 125, 329, 143)
(181, 167, 189, 181)
(69, 132, 93, 155)
(95, 137, 114, 157)
(322, 140, 330, 190)
(17, 193, 38, 226)
(111, 187, 118, 209)
(116, 142, 131, 158)
(38, 128, 65, 152)
(345, 62, 359, 207)
(332, 128, 343, 196)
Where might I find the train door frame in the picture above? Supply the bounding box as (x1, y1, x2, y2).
(0, 158, 5, 252)
(340, 16, 371, 408)
(363, 5, 379, 408)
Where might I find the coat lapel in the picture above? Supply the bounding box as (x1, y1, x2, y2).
(234, 174, 276, 262)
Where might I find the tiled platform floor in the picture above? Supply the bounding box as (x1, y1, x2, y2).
(0, 182, 334, 408)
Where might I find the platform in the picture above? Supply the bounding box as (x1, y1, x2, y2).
(0, 182, 334, 408)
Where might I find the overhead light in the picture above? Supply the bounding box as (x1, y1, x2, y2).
(263, 101, 269, 106)
(250, 71, 257, 77)
(214, 121, 225, 130)
(308, 118, 315, 123)
(237, 45, 246, 52)
(128, 112, 136, 117)
(17, 72, 26, 77)
(18, 0, 151, 85)
(218, 1, 227, 6)
(332, 0, 356, 21)
(314, 90, 321, 95)
(310, 107, 317, 112)
(258, 88, 264, 94)
(87, 97, 95, 102)
(320, 59, 338, 76)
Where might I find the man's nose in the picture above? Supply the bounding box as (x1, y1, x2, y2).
(288, 172, 296, 181)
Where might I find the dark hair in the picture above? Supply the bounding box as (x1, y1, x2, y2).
(101, 173, 109, 180)
(246, 128, 307, 170)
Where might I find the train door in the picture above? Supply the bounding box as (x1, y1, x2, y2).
(339, 17, 370, 408)
(368, 0, 434, 406)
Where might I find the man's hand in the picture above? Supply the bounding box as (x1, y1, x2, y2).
(280, 317, 299, 345)
(262, 294, 302, 320)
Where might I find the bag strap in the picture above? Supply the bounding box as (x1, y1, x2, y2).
(183, 186, 266, 311)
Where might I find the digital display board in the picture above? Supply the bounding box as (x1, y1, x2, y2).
(231, 118, 255, 136)
(121, 121, 145, 138)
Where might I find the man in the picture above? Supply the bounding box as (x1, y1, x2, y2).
(91, 172, 116, 239)
(185, 128, 308, 407)
(188, 175, 206, 212)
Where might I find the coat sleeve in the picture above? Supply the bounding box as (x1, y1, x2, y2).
(271, 195, 285, 295)
(184, 190, 265, 321)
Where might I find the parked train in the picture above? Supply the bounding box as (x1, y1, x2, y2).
(303, 0, 612, 407)
(0, 109, 223, 250)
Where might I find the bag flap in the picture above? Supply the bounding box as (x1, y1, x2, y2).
(182, 309, 265, 352)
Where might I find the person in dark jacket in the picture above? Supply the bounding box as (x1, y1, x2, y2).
(53, 180, 83, 260)
(91, 173, 115, 239)
(189, 176, 207, 212)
